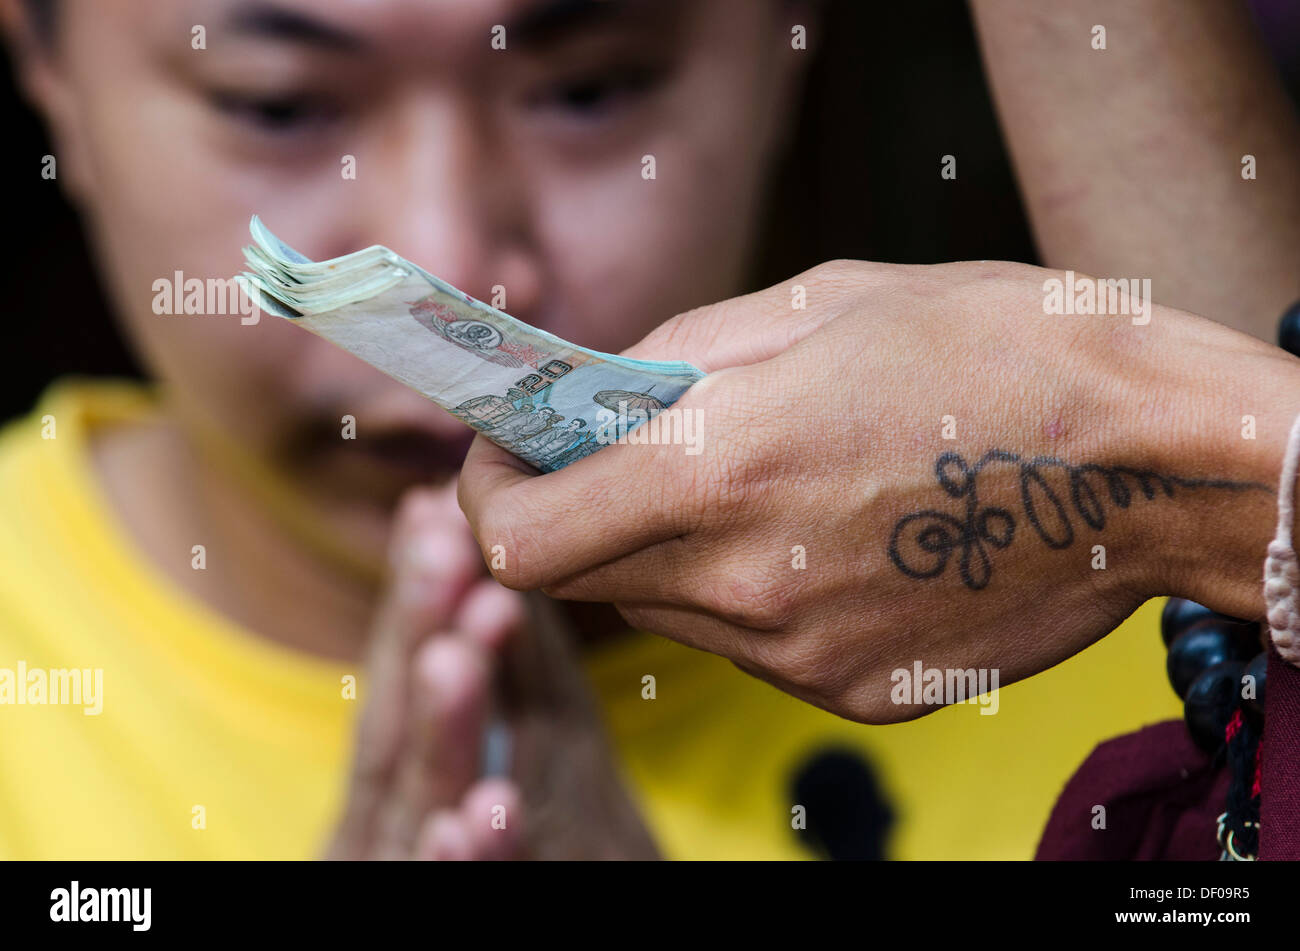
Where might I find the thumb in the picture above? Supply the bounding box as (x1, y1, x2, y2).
(618, 260, 869, 372)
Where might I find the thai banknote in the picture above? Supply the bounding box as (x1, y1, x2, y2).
(235, 217, 705, 472)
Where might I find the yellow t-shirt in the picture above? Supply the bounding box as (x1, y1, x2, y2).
(0, 381, 1181, 859)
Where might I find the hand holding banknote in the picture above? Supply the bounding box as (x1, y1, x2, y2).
(460, 260, 1300, 724)
(236, 222, 1296, 726)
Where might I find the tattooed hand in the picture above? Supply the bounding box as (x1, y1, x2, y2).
(459, 260, 1300, 723)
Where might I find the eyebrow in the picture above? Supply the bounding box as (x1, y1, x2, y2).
(223, 2, 368, 52)
(508, 0, 655, 45)
(219, 0, 667, 56)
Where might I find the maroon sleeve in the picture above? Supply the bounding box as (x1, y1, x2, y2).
(1260, 646, 1300, 860)
(1035, 720, 1225, 861)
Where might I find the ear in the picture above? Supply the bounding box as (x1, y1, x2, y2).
(1, 0, 95, 205)
(0, 0, 62, 118)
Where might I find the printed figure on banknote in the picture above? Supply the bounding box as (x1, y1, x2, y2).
(236, 217, 704, 472)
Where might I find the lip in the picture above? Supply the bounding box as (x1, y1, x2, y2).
(290, 385, 481, 489)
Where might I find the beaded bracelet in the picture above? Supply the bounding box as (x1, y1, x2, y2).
(1159, 599, 1264, 860)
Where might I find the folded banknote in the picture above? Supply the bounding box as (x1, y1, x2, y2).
(235, 217, 705, 472)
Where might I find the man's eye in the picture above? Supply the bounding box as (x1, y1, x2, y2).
(210, 92, 341, 134)
(554, 79, 622, 112)
(534, 66, 664, 118)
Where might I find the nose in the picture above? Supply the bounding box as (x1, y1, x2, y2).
(349, 92, 541, 320)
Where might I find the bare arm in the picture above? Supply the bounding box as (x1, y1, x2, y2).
(970, 0, 1300, 339)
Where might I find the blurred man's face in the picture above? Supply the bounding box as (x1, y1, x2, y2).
(12, 0, 803, 519)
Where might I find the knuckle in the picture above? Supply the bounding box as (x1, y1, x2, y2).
(754, 631, 875, 716)
(768, 636, 836, 694)
(540, 578, 583, 601)
(693, 567, 799, 633)
(614, 604, 666, 639)
(808, 258, 860, 281)
(740, 581, 798, 632)
(454, 475, 479, 527)
(474, 511, 532, 590)
(678, 421, 771, 524)
(698, 454, 751, 519)
(729, 633, 847, 716)
(838, 687, 911, 725)
(944, 260, 1039, 302)
(636, 306, 715, 362)
(834, 657, 926, 725)
(655, 309, 696, 345)
(804, 258, 875, 299)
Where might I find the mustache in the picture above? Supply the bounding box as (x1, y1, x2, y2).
(279, 408, 475, 474)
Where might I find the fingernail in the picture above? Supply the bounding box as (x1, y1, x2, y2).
(404, 533, 447, 574)
(415, 639, 483, 711)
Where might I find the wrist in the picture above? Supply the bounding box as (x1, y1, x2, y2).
(1121, 308, 1300, 618)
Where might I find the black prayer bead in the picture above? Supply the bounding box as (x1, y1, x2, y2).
(1277, 298, 1300, 357)
(1160, 599, 1258, 650)
(1160, 598, 1217, 646)
(1167, 618, 1253, 699)
(1184, 661, 1246, 754)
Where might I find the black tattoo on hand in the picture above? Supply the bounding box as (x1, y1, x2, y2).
(887, 450, 1269, 591)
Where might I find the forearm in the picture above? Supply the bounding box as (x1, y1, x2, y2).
(970, 0, 1300, 339)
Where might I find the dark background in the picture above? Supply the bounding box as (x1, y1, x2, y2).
(3, 0, 1297, 423)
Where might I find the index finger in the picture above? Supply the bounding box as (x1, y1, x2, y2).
(456, 418, 702, 592)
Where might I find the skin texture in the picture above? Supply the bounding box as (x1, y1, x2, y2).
(970, 0, 1300, 340)
(3, 0, 808, 858)
(459, 260, 1300, 724)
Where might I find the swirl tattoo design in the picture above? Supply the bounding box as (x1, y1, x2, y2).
(887, 450, 1269, 591)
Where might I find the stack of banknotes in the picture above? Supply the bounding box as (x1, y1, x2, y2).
(235, 217, 705, 472)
